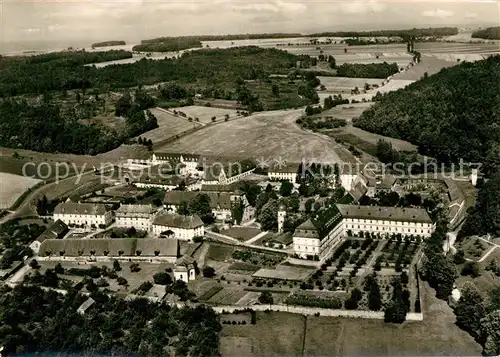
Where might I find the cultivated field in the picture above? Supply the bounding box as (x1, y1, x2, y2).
(158, 109, 358, 164)
(169, 106, 240, 124)
(0, 172, 41, 209)
(139, 108, 199, 143)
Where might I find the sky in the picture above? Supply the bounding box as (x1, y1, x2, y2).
(1, 0, 499, 45)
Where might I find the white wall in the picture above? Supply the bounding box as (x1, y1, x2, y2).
(54, 212, 112, 227)
(344, 218, 433, 238)
(115, 216, 152, 230)
(152, 224, 204, 241)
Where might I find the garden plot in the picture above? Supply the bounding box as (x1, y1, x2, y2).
(169, 105, 240, 124)
(207, 287, 248, 305)
(138, 107, 198, 142)
(158, 109, 357, 164)
(0, 172, 41, 209)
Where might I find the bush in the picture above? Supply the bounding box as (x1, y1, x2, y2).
(461, 261, 481, 277)
(153, 272, 172, 285)
(203, 266, 216, 278)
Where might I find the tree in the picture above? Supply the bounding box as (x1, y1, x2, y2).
(115, 93, 132, 117)
(480, 310, 500, 356)
(29, 259, 40, 270)
(384, 298, 407, 323)
(368, 280, 382, 311)
(461, 261, 481, 277)
(304, 198, 314, 213)
(258, 291, 274, 304)
(279, 180, 293, 197)
(203, 266, 216, 278)
(422, 249, 458, 299)
(178, 200, 190, 215)
(188, 193, 214, 224)
(313, 201, 321, 212)
(271, 84, 280, 98)
(454, 282, 487, 339)
(153, 272, 172, 285)
(259, 199, 278, 231)
(453, 249, 466, 264)
(117, 277, 128, 286)
(113, 260, 122, 272)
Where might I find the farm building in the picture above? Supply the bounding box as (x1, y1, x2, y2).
(115, 204, 156, 230)
(37, 238, 180, 263)
(133, 175, 200, 191)
(151, 152, 201, 176)
(267, 163, 301, 183)
(77, 297, 95, 315)
(29, 220, 69, 254)
(152, 212, 204, 241)
(53, 202, 112, 228)
(293, 204, 435, 259)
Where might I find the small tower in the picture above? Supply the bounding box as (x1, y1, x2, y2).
(470, 168, 478, 186)
(278, 205, 286, 233)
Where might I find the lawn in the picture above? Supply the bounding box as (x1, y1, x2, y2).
(221, 311, 306, 357)
(221, 282, 481, 357)
(0, 172, 41, 209)
(158, 109, 358, 164)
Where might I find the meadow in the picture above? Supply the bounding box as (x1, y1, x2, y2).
(0, 172, 41, 209)
(138, 108, 200, 144)
(169, 106, 240, 124)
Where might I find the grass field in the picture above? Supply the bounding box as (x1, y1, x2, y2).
(221, 227, 262, 242)
(169, 106, 240, 124)
(139, 108, 199, 143)
(318, 77, 384, 93)
(158, 109, 357, 164)
(0, 172, 41, 209)
(220, 282, 481, 357)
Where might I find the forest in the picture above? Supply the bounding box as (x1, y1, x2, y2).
(0, 46, 303, 97)
(132, 38, 202, 52)
(0, 284, 221, 357)
(309, 27, 458, 38)
(91, 40, 127, 48)
(471, 26, 500, 40)
(352, 55, 500, 165)
(140, 33, 303, 43)
(335, 62, 399, 78)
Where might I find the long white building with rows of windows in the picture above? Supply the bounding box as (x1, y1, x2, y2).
(293, 204, 435, 259)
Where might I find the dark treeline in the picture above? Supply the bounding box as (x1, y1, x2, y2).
(309, 27, 458, 38)
(141, 33, 303, 43)
(471, 26, 500, 40)
(132, 38, 202, 52)
(0, 46, 300, 97)
(353, 55, 500, 165)
(336, 62, 399, 78)
(91, 40, 127, 48)
(0, 284, 221, 357)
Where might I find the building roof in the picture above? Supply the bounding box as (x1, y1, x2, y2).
(54, 202, 108, 216)
(154, 152, 201, 163)
(200, 183, 242, 194)
(134, 175, 197, 187)
(336, 204, 432, 224)
(36, 220, 69, 243)
(38, 238, 179, 257)
(115, 204, 155, 215)
(77, 297, 95, 314)
(268, 163, 301, 174)
(153, 212, 204, 229)
(350, 182, 368, 201)
(176, 255, 196, 267)
(295, 205, 343, 240)
(164, 191, 235, 210)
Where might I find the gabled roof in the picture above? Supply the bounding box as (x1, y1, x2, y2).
(153, 212, 204, 229)
(54, 202, 108, 216)
(200, 183, 242, 194)
(36, 220, 69, 243)
(115, 204, 155, 215)
(268, 163, 301, 174)
(350, 182, 368, 201)
(378, 174, 397, 189)
(336, 204, 432, 223)
(39, 238, 179, 257)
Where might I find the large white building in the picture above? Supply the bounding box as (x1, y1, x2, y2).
(53, 203, 112, 227)
(268, 163, 300, 183)
(152, 212, 204, 241)
(293, 204, 434, 259)
(115, 204, 156, 231)
(152, 153, 201, 176)
(133, 176, 200, 191)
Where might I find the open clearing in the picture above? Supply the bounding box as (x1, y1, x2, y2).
(169, 106, 240, 124)
(0, 172, 41, 209)
(220, 282, 481, 357)
(139, 108, 199, 142)
(318, 77, 384, 93)
(158, 109, 357, 164)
